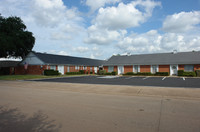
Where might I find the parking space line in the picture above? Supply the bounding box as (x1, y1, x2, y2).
(182, 77, 185, 81)
(162, 77, 166, 80)
(142, 77, 150, 80)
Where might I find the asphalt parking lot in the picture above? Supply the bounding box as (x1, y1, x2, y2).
(34, 76, 200, 88)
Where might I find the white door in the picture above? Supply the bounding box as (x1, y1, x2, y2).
(170, 65, 178, 76)
(58, 65, 64, 75)
(94, 67, 98, 73)
(118, 66, 124, 75)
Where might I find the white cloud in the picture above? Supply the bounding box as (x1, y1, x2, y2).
(117, 30, 200, 54)
(31, 0, 82, 27)
(85, 0, 120, 12)
(92, 0, 161, 30)
(72, 46, 89, 53)
(84, 25, 122, 45)
(48, 50, 69, 55)
(162, 11, 200, 33)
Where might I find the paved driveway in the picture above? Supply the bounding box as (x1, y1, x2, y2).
(34, 76, 200, 88)
(1, 81, 200, 132)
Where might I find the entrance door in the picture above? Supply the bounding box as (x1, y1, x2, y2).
(152, 65, 157, 74)
(170, 65, 178, 75)
(94, 67, 98, 73)
(58, 65, 64, 75)
(118, 66, 124, 75)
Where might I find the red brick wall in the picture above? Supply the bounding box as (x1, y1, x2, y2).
(69, 66, 76, 72)
(194, 64, 200, 71)
(103, 66, 108, 72)
(15, 65, 47, 75)
(159, 65, 170, 73)
(114, 66, 117, 72)
(178, 65, 184, 70)
(124, 65, 133, 73)
(140, 65, 151, 72)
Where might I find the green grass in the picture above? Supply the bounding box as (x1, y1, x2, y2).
(0, 74, 87, 80)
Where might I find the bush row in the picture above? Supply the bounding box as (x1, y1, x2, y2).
(178, 70, 196, 77)
(65, 72, 82, 75)
(44, 70, 59, 76)
(98, 70, 117, 75)
(123, 72, 169, 76)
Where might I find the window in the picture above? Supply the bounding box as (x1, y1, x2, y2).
(50, 65, 56, 70)
(90, 67, 93, 72)
(108, 66, 114, 72)
(84, 66, 87, 70)
(50, 66, 56, 70)
(75, 66, 79, 70)
(184, 65, 194, 72)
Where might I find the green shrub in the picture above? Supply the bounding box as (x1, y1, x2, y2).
(178, 70, 184, 76)
(105, 72, 112, 75)
(98, 70, 106, 75)
(196, 70, 200, 77)
(90, 71, 93, 74)
(123, 72, 135, 75)
(44, 70, 59, 76)
(79, 70, 85, 74)
(155, 72, 169, 76)
(182, 72, 196, 77)
(65, 72, 81, 75)
(111, 71, 117, 75)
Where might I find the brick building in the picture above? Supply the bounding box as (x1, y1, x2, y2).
(103, 51, 200, 75)
(15, 52, 105, 75)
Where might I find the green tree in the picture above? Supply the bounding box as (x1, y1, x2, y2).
(0, 14, 35, 58)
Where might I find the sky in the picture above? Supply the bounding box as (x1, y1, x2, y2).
(0, 0, 200, 60)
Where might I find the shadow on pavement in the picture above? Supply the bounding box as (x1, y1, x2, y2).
(0, 106, 61, 132)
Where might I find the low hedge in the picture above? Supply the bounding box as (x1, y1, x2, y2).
(155, 72, 169, 76)
(178, 70, 196, 77)
(178, 70, 184, 76)
(65, 72, 81, 75)
(123, 72, 136, 75)
(79, 70, 85, 74)
(111, 71, 117, 75)
(183, 72, 196, 77)
(44, 70, 59, 76)
(98, 70, 106, 75)
(123, 72, 153, 76)
(124, 72, 169, 76)
(104, 72, 112, 75)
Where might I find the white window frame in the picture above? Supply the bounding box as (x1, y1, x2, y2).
(184, 65, 194, 72)
(75, 65, 79, 70)
(108, 66, 114, 72)
(50, 65, 56, 70)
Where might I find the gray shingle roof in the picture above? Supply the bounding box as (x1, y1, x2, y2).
(0, 61, 20, 67)
(104, 51, 200, 66)
(33, 52, 105, 66)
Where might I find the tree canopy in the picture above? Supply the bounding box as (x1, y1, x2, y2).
(0, 14, 35, 59)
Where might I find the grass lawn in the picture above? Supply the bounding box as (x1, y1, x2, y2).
(0, 74, 87, 80)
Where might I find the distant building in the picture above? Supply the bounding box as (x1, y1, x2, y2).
(15, 51, 105, 75)
(0, 61, 20, 75)
(103, 51, 200, 75)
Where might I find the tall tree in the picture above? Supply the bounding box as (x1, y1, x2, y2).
(0, 14, 35, 59)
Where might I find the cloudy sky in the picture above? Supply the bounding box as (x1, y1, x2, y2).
(0, 0, 200, 60)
